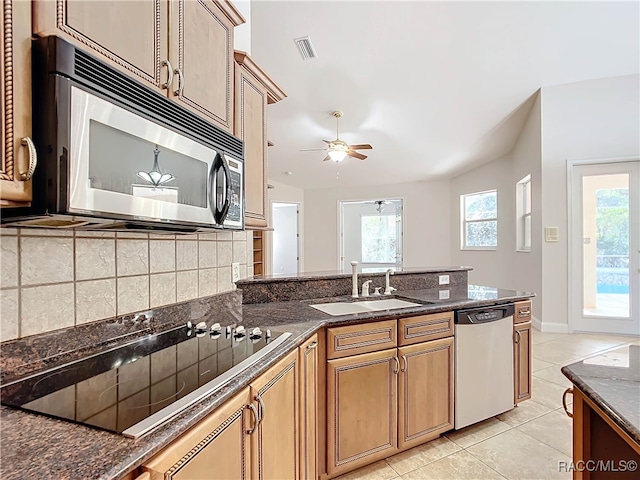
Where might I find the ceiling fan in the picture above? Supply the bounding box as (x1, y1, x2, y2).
(301, 111, 373, 162)
(362, 200, 392, 213)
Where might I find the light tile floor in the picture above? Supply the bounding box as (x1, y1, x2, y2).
(334, 329, 639, 480)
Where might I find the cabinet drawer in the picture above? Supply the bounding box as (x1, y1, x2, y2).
(514, 301, 532, 324)
(398, 312, 454, 346)
(327, 320, 397, 360)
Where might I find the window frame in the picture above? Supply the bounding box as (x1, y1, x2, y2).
(460, 189, 498, 251)
(516, 175, 532, 252)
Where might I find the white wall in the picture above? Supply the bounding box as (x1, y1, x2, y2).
(231, 1, 251, 54)
(510, 92, 543, 321)
(449, 155, 515, 288)
(304, 181, 451, 272)
(540, 74, 640, 331)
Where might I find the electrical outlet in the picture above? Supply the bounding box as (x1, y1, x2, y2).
(232, 263, 240, 283)
(439, 274, 450, 285)
(439, 289, 450, 300)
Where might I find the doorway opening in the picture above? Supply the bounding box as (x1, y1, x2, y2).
(339, 199, 404, 273)
(271, 202, 300, 275)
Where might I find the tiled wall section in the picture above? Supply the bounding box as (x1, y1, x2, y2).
(0, 228, 254, 341)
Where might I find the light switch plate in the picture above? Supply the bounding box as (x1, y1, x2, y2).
(439, 274, 450, 285)
(545, 227, 559, 242)
(232, 263, 240, 282)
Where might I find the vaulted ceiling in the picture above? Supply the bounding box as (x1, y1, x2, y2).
(250, 1, 639, 190)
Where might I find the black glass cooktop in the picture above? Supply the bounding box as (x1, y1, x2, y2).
(0, 324, 290, 438)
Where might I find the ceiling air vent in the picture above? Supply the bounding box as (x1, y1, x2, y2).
(294, 36, 317, 60)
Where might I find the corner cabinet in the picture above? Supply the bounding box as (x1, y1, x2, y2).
(234, 51, 286, 228)
(1, 0, 34, 206)
(141, 349, 298, 480)
(32, 0, 244, 132)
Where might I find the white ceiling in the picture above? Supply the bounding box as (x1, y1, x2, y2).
(250, 1, 639, 190)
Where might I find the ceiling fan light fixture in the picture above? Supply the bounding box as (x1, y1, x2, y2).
(328, 150, 348, 162)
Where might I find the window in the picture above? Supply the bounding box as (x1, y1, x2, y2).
(361, 214, 398, 263)
(516, 175, 531, 251)
(461, 190, 497, 249)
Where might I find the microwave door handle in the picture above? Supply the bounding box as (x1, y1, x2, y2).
(210, 154, 232, 225)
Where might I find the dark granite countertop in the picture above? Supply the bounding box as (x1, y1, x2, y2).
(0, 285, 533, 480)
(562, 344, 640, 445)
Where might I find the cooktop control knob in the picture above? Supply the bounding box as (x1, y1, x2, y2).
(195, 321, 207, 332)
(186, 321, 193, 330)
(249, 327, 262, 343)
(265, 329, 272, 339)
(234, 325, 246, 337)
(210, 322, 222, 339)
(225, 325, 232, 338)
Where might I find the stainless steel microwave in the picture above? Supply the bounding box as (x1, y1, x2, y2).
(2, 36, 244, 232)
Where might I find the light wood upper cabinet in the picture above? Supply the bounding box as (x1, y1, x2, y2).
(250, 348, 299, 480)
(33, 0, 168, 90)
(514, 321, 532, 404)
(234, 51, 286, 228)
(398, 337, 454, 450)
(33, 0, 244, 131)
(1, 0, 34, 206)
(169, 0, 243, 131)
(141, 387, 252, 480)
(299, 335, 319, 480)
(327, 348, 398, 477)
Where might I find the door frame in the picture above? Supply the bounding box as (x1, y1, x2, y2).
(337, 197, 405, 272)
(268, 201, 301, 276)
(566, 155, 640, 334)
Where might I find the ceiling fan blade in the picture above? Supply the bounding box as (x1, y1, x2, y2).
(348, 144, 373, 150)
(322, 139, 332, 144)
(322, 155, 332, 161)
(348, 151, 367, 160)
(300, 148, 328, 152)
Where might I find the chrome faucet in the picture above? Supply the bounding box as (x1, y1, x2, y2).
(384, 268, 396, 295)
(351, 261, 359, 298)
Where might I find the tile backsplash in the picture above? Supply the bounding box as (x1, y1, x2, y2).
(0, 228, 254, 341)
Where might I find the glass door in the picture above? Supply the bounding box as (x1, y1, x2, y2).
(570, 161, 639, 335)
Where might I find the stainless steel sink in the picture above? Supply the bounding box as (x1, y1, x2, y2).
(309, 298, 422, 316)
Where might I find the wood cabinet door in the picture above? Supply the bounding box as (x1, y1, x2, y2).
(327, 348, 398, 477)
(32, 0, 169, 90)
(234, 63, 268, 227)
(299, 335, 318, 480)
(169, 0, 242, 132)
(514, 322, 532, 404)
(141, 388, 251, 480)
(250, 349, 299, 480)
(398, 337, 454, 450)
(1, 0, 33, 205)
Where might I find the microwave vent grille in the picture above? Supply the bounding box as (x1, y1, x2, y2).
(73, 50, 242, 158)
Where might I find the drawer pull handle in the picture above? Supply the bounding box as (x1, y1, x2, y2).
(306, 341, 318, 350)
(562, 388, 573, 418)
(393, 356, 400, 375)
(518, 310, 531, 316)
(246, 403, 259, 434)
(20, 137, 37, 181)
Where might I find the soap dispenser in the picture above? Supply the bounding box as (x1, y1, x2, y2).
(361, 280, 372, 297)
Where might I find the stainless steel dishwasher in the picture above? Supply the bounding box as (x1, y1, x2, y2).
(454, 303, 515, 429)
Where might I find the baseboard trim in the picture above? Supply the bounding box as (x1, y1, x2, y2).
(538, 320, 569, 334)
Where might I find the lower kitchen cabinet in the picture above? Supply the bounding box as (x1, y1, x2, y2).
(398, 337, 454, 450)
(250, 348, 299, 480)
(141, 348, 299, 480)
(141, 388, 252, 480)
(327, 348, 398, 477)
(299, 334, 319, 480)
(514, 321, 532, 404)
